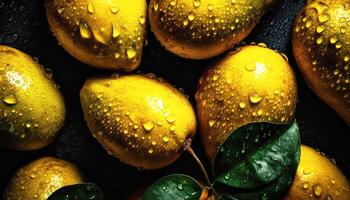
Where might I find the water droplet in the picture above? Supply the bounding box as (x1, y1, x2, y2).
(344, 56, 349, 62)
(207, 4, 214, 11)
(166, 116, 176, 123)
(112, 24, 120, 38)
(87, 2, 94, 14)
(114, 52, 121, 59)
(325, 194, 333, 200)
(188, 12, 195, 21)
(245, 63, 256, 71)
(249, 94, 263, 104)
(303, 168, 311, 175)
(143, 121, 154, 131)
(151, 141, 157, 145)
(162, 186, 168, 192)
(239, 102, 246, 109)
(302, 182, 309, 189)
(183, 19, 189, 26)
(209, 120, 216, 127)
(224, 174, 230, 180)
(177, 183, 183, 190)
(170, 1, 176, 6)
(318, 14, 330, 23)
(162, 136, 170, 142)
(139, 16, 146, 25)
(25, 122, 32, 128)
(110, 6, 119, 14)
(170, 125, 176, 132)
(3, 95, 17, 105)
(153, 3, 159, 12)
(193, 0, 201, 8)
(79, 21, 92, 39)
(313, 184, 323, 197)
(330, 178, 336, 185)
(316, 37, 323, 44)
(148, 149, 154, 154)
(30, 173, 36, 179)
(316, 25, 326, 33)
(126, 48, 137, 59)
(329, 36, 337, 44)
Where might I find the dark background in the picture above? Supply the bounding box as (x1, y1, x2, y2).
(0, 0, 349, 199)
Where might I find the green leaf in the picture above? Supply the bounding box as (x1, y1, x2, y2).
(47, 183, 104, 200)
(216, 158, 298, 200)
(213, 120, 300, 189)
(142, 174, 203, 200)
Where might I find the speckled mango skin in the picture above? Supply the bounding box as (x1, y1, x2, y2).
(149, 0, 276, 59)
(285, 145, 350, 200)
(292, 0, 350, 126)
(196, 45, 297, 161)
(0, 45, 65, 151)
(80, 74, 196, 169)
(45, 0, 147, 71)
(4, 157, 84, 200)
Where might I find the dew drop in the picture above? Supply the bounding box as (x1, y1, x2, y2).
(114, 52, 121, 59)
(316, 25, 326, 33)
(3, 95, 17, 105)
(188, 12, 195, 21)
(329, 35, 337, 44)
(162, 136, 170, 142)
(249, 94, 263, 104)
(313, 184, 322, 197)
(79, 21, 92, 39)
(302, 182, 309, 189)
(209, 120, 216, 127)
(177, 183, 184, 190)
(207, 4, 214, 11)
(316, 37, 323, 44)
(239, 102, 246, 109)
(139, 16, 146, 25)
(318, 14, 330, 23)
(142, 121, 154, 131)
(166, 116, 176, 123)
(193, 0, 201, 8)
(110, 6, 119, 14)
(126, 48, 137, 59)
(87, 2, 94, 14)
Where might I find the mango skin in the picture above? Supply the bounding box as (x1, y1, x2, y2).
(0, 45, 65, 151)
(45, 0, 147, 71)
(4, 157, 84, 200)
(285, 145, 350, 200)
(149, 0, 275, 59)
(195, 45, 297, 160)
(292, 0, 350, 126)
(80, 74, 196, 169)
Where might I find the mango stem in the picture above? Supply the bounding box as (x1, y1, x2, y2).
(184, 139, 218, 197)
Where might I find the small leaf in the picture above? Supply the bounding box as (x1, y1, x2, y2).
(142, 174, 203, 200)
(47, 183, 104, 200)
(213, 120, 300, 189)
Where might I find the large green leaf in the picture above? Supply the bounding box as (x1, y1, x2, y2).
(142, 174, 203, 200)
(47, 183, 104, 200)
(213, 120, 300, 189)
(216, 157, 298, 200)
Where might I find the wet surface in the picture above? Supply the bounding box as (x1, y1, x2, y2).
(0, 0, 349, 199)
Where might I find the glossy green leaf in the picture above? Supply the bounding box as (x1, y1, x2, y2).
(216, 158, 298, 200)
(47, 183, 104, 200)
(213, 120, 300, 189)
(142, 174, 203, 200)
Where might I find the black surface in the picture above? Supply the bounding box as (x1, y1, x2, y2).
(0, 0, 349, 199)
